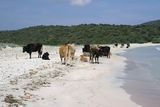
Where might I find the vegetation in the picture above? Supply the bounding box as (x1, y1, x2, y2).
(0, 43, 19, 50)
(0, 20, 160, 45)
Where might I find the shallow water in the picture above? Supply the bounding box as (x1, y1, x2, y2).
(120, 45, 160, 107)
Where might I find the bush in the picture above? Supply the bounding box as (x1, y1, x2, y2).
(152, 37, 160, 43)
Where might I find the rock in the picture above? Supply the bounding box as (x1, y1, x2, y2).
(4, 94, 22, 104)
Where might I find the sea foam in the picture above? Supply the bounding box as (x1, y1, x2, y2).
(156, 47, 160, 52)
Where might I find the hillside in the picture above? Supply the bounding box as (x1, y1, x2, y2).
(141, 19, 160, 27)
(0, 20, 160, 45)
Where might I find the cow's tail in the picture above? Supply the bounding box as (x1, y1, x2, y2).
(67, 45, 70, 58)
(66, 45, 71, 64)
(41, 45, 43, 54)
(39, 45, 43, 57)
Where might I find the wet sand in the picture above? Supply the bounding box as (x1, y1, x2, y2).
(120, 46, 160, 107)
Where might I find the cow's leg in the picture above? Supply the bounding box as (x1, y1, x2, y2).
(95, 56, 97, 63)
(90, 55, 92, 63)
(92, 55, 94, 63)
(64, 57, 68, 65)
(90, 55, 93, 64)
(40, 51, 42, 58)
(61, 58, 65, 64)
(65, 57, 70, 65)
(90, 53, 94, 63)
(89, 53, 92, 62)
(60, 56, 63, 64)
(38, 51, 42, 58)
(108, 52, 111, 58)
(38, 50, 42, 58)
(107, 55, 110, 58)
(71, 56, 74, 60)
(97, 57, 99, 64)
(29, 52, 31, 59)
(61, 58, 62, 64)
(38, 52, 40, 58)
(64, 58, 66, 64)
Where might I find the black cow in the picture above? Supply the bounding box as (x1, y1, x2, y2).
(126, 43, 130, 48)
(98, 46, 111, 58)
(120, 43, 125, 48)
(23, 43, 43, 59)
(114, 43, 118, 47)
(42, 52, 50, 60)
(82, 44, 90, 53)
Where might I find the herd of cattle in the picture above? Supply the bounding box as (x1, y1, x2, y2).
(22, 43, 130, 64)
(82, 45, 111, 64)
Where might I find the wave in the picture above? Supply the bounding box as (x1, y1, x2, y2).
(156, 47, 160, 52)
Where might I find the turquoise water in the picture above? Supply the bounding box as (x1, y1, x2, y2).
(120, 45, 160, 107)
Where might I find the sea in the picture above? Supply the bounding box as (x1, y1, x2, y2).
(119, 45, 160, 107)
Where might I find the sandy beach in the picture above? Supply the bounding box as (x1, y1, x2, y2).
(0, 43, 159, 107)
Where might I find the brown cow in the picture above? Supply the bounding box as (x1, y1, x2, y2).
(89, 45, 101, 64)
(59, 44, 75, 64)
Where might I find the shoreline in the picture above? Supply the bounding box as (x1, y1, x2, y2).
(0, 43, 159, 107)
(28, 51, 142, 107)
(26, 44, 143, 107)
(120, 44, 160, 107)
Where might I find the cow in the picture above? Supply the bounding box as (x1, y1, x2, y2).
(114, 43, 118, 47)
(126, 43, 130, 48)
(59, 44, 75, 65)
(120, 43, 125, 48)
(89, 45, 101, 64)
(80, 55, 89, 62)
(23, 43, 43, 59)
(82, 44, 91, 56)
(42, 52, 50, 60)
(98, 46, 111, 58)
(82, 44, 90, 53)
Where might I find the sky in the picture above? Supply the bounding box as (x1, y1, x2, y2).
(0, 0, 160, 30)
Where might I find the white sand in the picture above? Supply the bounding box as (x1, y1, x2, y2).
(0, 43, 159, 107)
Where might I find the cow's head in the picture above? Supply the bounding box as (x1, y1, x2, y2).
(23, 46, 26, 53)
(46, 52, 49, 56)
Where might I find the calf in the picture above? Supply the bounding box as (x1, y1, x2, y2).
(42, 52, 50, 60)
(80, 55, 88, 62)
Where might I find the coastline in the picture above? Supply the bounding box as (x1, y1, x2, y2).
(0, 43, 159, 107)
(27, 48, 141, 107)
(120, 44, 160, 107)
